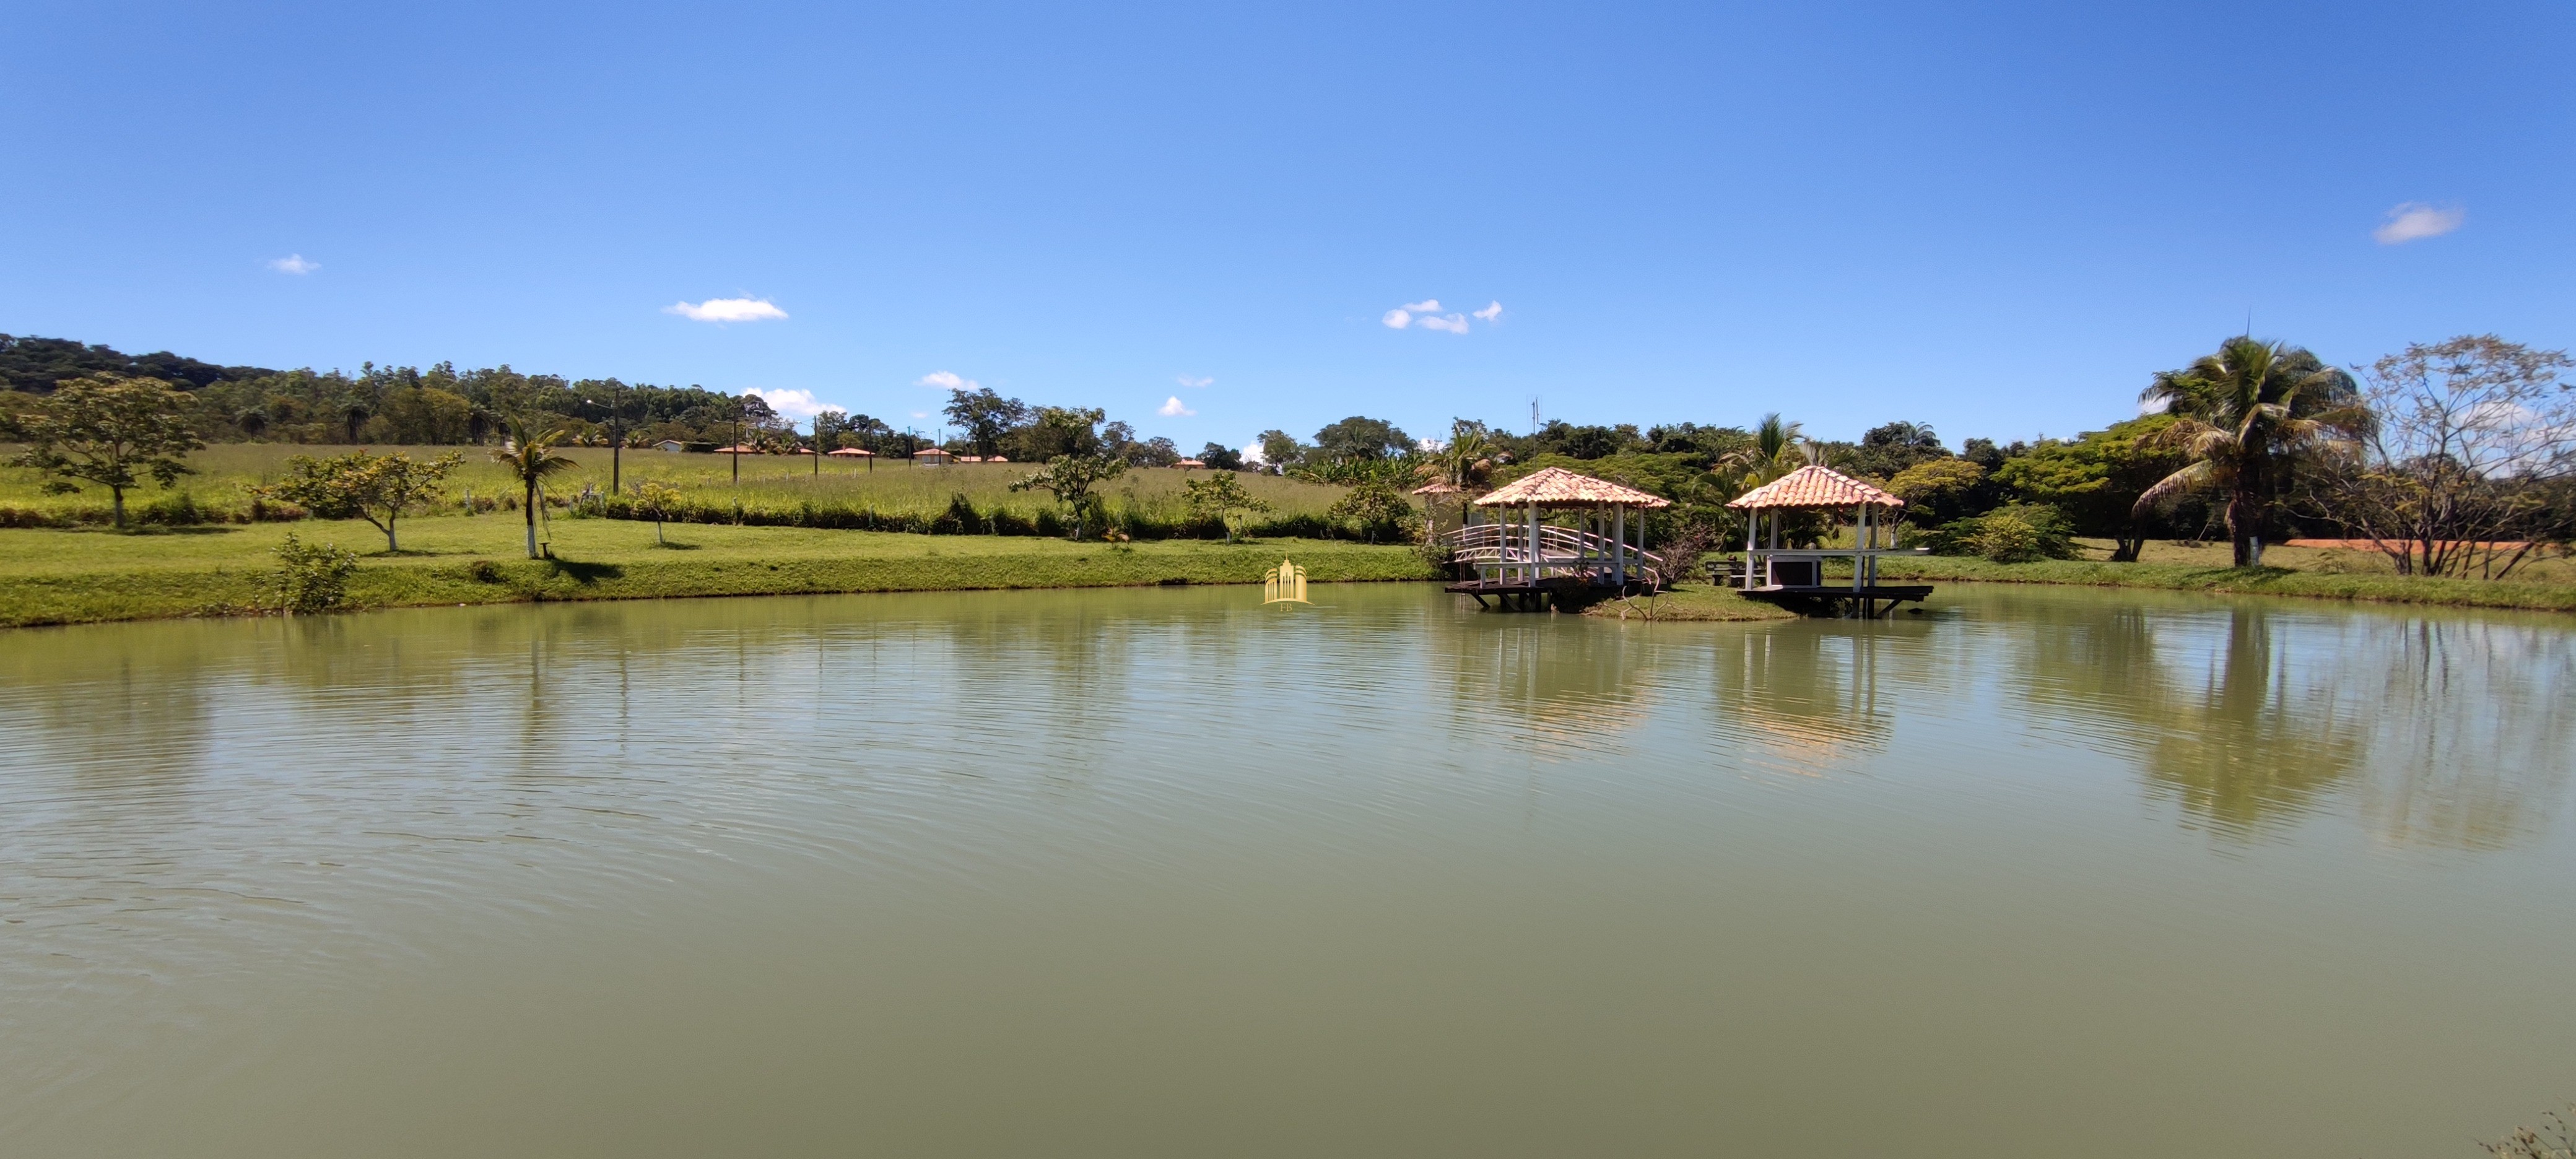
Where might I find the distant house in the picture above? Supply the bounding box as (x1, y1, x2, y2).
(1172, 458, 1206, 469)
(655, 440, 687, 453)
(986, 455, 1009, 463)
(825, 448, 873, 458)
(913, 447, 955, 466)
(711, 445, 761, 454)
(957, 454, 984, 463)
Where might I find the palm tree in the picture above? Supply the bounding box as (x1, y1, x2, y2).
(2134, 337, 2370, 567)
(1723, 413, 1811, 490)
(489, 416, 577, 559)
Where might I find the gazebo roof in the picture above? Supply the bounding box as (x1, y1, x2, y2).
(1411, 480, 1463, 496)
(1472, 466, 1671, 509)
(1726, 464, 1903, 510)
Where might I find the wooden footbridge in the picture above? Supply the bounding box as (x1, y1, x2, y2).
(1437, 467, 1669, 610)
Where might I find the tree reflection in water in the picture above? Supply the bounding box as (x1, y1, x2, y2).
(1994, 589, 2573, 848)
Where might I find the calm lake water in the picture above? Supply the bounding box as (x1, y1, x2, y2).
(3, 583, 2572, 1157)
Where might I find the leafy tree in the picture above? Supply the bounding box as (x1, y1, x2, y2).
(1842, 420, 1948, 480)
(1009, 453, 1129, 539)
(489, 417, 578, 558)
(1123, 435, 1182, 467)
(4, 375, 202, 527)
(1886, 458, 1988, 527)
(942, 387, 1029, 457)
(253, 450, 464, 552)
(2136, 337, 2369, 566)
(1992, 416, 2184, 561)
(1256, 429, 1304, 472)
(1007, 406, 1107, 462)
(1198, 441, 1245, 471)
(1312, 415, 1412, 461)
(1327, 479, 1414, 542)
(1182, 471, 1273, 541)
(633, 480, 684, 545)
(1530, 420, 1647, 460)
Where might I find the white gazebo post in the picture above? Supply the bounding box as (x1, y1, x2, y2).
(1613, 505, 1627, 586)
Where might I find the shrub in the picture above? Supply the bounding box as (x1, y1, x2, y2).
(271, 532, 359, 614)
(1925, 504, 2081, 563)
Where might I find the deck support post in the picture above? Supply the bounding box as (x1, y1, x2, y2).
(1613, 505, 1626, 587)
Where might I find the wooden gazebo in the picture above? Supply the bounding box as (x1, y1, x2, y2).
(1440, 467, 1669, 610)
(1725, 464, 1931, 617)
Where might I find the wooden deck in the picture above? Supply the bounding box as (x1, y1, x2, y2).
(1444, 574, 1655, 611)
(1737, 583, 1934, 619)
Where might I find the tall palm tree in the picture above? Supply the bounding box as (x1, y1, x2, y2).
(2134, 337, 2370, 567)
(489, 416, 577, 559)
(1723, 412, 1811, 490)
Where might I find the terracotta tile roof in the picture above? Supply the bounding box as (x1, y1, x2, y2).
(1471, 466, 1672, 508)
(826, 447, 874, 456)
(1411, 480, 1463, 495)
(1726, 464, 1904, 510)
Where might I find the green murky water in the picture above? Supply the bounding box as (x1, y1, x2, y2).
(3, 583, 2570, 1157)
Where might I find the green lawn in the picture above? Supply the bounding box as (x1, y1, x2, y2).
(0, 515, 1440, 627)
(1580, 583, 1797, 621)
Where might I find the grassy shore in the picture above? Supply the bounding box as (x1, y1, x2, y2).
(0, 516, 1439, 628)
(1867, 539, 2576, 612)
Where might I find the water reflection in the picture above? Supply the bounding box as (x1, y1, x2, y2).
(1985, 589, 2573, 846)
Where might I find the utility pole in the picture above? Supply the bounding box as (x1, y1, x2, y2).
(1530, 396, 1541, 436)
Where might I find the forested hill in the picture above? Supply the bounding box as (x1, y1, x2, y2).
(0, 334, 281, 393)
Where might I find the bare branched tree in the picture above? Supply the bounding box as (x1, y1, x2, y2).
(2304, 335, 2575, 579)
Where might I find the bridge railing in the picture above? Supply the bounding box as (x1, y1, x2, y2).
(1438, 523, 1666, 589)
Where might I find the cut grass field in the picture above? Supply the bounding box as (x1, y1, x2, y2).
(0, 515, 1440, 628)
(0, 443, 1354, 528)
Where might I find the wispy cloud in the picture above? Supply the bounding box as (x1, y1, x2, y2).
(267, 254, 318, 275)
(2374, 202, 2465, 245)
(1384, 297, 1500, 334)
(916, 370, 980, 392)
(664, 297, 789, 322)
(1158, 396, 1196, 417)
(1177, 375, 1214, 388)
(746, 388, 845, 422)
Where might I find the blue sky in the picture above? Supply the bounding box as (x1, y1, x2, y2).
(5, 1, 2569, 452)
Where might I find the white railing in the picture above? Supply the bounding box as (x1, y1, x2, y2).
(1438, 523, 1665, 589)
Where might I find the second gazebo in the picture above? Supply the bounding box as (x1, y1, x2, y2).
(1724, 464, 1932, 617)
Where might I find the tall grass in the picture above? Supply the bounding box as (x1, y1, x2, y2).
(0, 445, 1368, 536)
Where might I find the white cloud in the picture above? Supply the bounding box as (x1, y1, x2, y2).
(746, 388, 845, 422)
(1158, 396, 1196, 417)
(916, 370, 983, 393)
(909, 410, 931, 419)
(2374, 202, 2465, 245)
(1386, 297, 1494, 333)
(1177, 375, 1214, 388)
(1240, 442, 1266, 466)
(665, 297, 788, 323)
(268, 254, 318, 274)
